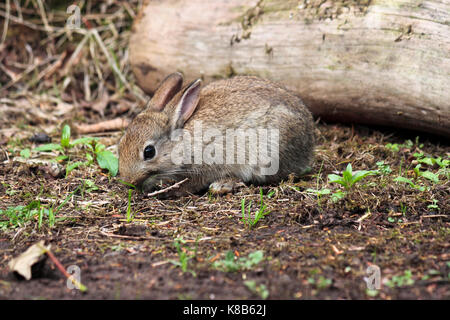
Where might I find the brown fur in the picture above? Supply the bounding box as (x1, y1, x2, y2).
(119, 73, 315, 197)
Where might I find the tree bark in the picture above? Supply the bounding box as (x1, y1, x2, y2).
(129, 0, 450, 137)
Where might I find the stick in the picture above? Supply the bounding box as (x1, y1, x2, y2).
(147, 178, 189, 197)
(39, 245, 87, 292)
(74, 118, 130, 134)
(1, 0, 9, 45)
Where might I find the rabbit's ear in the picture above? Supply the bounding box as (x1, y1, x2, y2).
(171, 79, 202, 129)
(147, 73, 183, 112)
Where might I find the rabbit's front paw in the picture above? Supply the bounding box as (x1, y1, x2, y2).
(209, 179, 245, 195)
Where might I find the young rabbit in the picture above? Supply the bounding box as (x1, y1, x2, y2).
(119, 73, 314, 197)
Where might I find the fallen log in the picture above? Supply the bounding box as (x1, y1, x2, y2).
(129, 0, 450, 137)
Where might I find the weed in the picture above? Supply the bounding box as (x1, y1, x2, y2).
(386, 270, 415, 288)
(328, 163, 377, 191)
(393, 176, 426, 191)
(241, 188, 271, 228)
(427, 199, 439, 212)
(385, 139, 417, 153)
(126, 189, 134, 223)
(244, 280, 269, 299)
(376, 161, 392, 175)
(32, 124, 118, 176)
(20, 148, 31, 159)
(170, 237, 197, 276)
(0, 183, 82, 230)
(212, 250, 264, 272)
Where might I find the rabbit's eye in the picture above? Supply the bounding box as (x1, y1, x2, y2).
(143, 145, 156, 160)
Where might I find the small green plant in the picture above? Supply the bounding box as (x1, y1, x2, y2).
(82, 179, 99, 194)
(385, 139, 417, 153)
(0, 201, 41, 230)
(427, 199, 439, 212)
(212, 250, 264, 272)
(20, 148, 31, 159)
(394, 176, 426, 191)
(241, 188, 271, 228)
(126, 189, 134, 223)
(376, 161, 392, 175)
(0, 184, 80, 231)
(385, 143, 400, 152)
(33, 124, 118, 176)
(170, 237, 197, 276)
(244, 280, 269, 299)
(413, 164, 439, 183)
(305, 161, 329, 205)
(386, 270, 415, 288)
(328, 163, 377, 191)
(306, 269, 332, 290)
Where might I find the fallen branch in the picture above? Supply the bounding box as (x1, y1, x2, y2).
(74, 118, 129, 134)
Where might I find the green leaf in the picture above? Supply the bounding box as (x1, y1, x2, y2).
(351, 170, 377, 184)
(34, 143, 63, 152)
(54, 155, 69, 162)
(20, 148, 31, 158)
(394, 176, 414, 186)
(61, 125, 71, 148)
(66, 161, 85, 177)
(331, 191, 346, 202)
(327, 174, 344, 184)
(342, 164, 353, 184)
(95, 143, 106, 153)
(418, 157, 434, 166)
(420, 171, 439, 183)
(96, 150, 118, 176)
(85, 152, 94, 163)
(247, 250, 264, 266)
(71, 137, 98, 146)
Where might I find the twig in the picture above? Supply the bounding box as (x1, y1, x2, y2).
(74, 118, 130, 134)
(39, 244, 87, 292)
(146, 178, 189, 197)
(1, 0, 9, 45)
(421, 215, 447, 219)
(99, 230, 162, 241)
(0, 10, 63, 32)
(35, 0, 51, 32)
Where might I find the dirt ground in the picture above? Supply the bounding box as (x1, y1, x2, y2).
(0, 1, 448, 300)
(0, 122, 448, 300)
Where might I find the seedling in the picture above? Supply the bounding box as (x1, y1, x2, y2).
(32, 124, 118, 176)
(328, 163, 377, 191)
(244, 280, 269, 299)
(386, 270, 415, 288)
(170, 237, 197, 276)
(413, 164, 439, 183)
(376, 161, 392, 175)
(427, 199, 439, 212)
(241, 188, 271, 228)
(0, 184, 80, 230)
(126, 189, 134, 223)
(393, 176, 426, 191)
(212, 250, 264, 272)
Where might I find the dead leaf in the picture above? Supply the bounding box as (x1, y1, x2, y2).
(91, 91, 110, 116)
(8, 240, 51, 280)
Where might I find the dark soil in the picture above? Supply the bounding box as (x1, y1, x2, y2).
(0, 1, 448, 300)
(1, 123, 448, 300)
